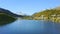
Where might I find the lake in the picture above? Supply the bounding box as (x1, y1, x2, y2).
(0, 20, 60, 34)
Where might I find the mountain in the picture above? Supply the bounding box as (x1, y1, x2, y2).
(54, 6, 60, 10)
(0, 8, 23, 17)
(0, 8, 17, 25)
(33, 6, 60, 17)
(32, 7, 60, 22)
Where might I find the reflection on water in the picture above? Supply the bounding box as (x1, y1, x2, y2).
(0, 20, 60, 34)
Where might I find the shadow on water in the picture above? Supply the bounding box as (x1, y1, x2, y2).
(0, 14, 16, 26)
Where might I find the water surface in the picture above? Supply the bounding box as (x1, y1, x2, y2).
(0, 20, 60, 34)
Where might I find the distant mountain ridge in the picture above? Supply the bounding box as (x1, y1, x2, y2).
(32, 6, 60, 20)
(0, 8, 23, 17)
(54, 6, 60, 10)
(33, 6, 60, 15)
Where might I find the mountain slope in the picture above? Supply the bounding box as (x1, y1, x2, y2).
(33, 7, 60, 17)
(0, 8, 23, 17)
(32, 7, 60, 22)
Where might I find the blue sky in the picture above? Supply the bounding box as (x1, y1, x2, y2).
(0, 0, 60, 15)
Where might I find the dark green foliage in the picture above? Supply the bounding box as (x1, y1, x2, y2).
(0, 14, 16, 26)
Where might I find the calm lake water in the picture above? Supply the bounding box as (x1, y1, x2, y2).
(0, 20, 60, 34)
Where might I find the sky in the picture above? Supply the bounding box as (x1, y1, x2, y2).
(0, 0, 60, 15)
